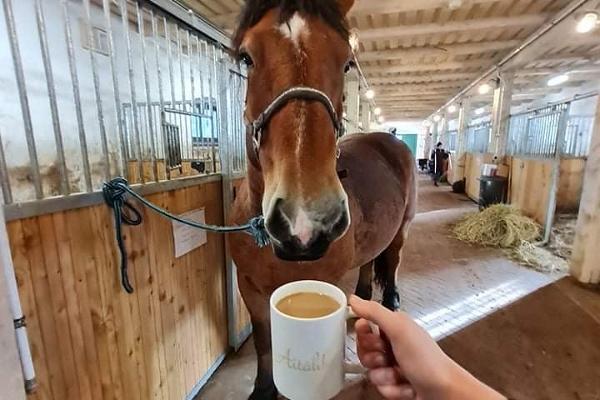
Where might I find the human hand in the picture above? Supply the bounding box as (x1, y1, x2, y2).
(349, 295, 505, 400)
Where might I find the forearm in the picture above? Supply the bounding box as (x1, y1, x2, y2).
(442, 360, 506, 400)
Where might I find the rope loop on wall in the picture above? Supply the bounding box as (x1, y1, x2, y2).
(102, 177, 269, 293)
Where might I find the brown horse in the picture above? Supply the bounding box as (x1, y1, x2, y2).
(228, 1, 416, 398)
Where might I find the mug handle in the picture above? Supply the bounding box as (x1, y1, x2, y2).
(344, 306, 367, 375)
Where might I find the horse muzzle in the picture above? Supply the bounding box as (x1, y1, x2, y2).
(265, 197, 350, 262)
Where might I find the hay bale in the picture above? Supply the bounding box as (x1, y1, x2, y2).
(452, 204, 540, 248)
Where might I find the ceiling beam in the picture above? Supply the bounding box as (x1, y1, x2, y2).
(358, 14, 548, 42)
(370, 73, 474, 84)
(351, 0, 500, 17)
(358, 40, 521, 62)
(208, 0, 502, 29)
(363, 60, 487, 75)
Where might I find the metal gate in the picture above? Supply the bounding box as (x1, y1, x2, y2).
(0, 0, 245, 206)
(465, 122, 491, 153)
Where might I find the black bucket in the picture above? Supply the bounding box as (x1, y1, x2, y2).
(479, 176, 508, 209)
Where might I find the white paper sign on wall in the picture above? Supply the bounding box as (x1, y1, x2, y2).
(172, 208, 207, 258)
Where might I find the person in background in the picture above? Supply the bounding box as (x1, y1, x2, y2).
(431, 142, 445, 186)
(350, 295, 506, 400)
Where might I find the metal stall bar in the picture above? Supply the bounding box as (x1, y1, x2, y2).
(60, 0, 92, 192)
(176, 25, 189, 161)
(121, 0, 143, 183)
(136, 2, 159, 181)
(151, 9, 169, 173)
(103, 0, 128, 177)
(208, 44, 218, 173)
(34, 0, 69, 195)
(83, 0, 111, 181)
(2, 0, 43, 199)
(0, 131, 12, 205)
(188, 31, 196, 161)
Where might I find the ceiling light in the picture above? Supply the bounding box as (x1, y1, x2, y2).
(448, 0, 462, 10)
(475, 107, 485, 115)
(478, 83, 492, 95)
(576, 12, 598, 34)
(447, 104, 458, 113)
(422, 120, 432, 128)
(365, 89, 375, 99)
(433, 114, 442, 122)
(374, 107, 382, 115)
(547, 74, 569, 87)
(378, 116, 385, 123)
(349, 32, 360, 51)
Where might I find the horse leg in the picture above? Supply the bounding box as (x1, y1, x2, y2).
(249, 316, 278, 400)
(354, 261, 373, 300)
(238, 277, 278, 400)
(374, 224, 410, 311)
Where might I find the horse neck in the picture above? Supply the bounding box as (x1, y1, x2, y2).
(245, 146, 265, 215)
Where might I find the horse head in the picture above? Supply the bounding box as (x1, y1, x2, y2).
(233, 0, 355, 261)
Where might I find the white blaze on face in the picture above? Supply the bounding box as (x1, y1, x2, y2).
(290, 207, 314, 246)
(278, 12, 309, 49)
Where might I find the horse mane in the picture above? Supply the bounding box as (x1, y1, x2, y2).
(232, 0, 349, 55)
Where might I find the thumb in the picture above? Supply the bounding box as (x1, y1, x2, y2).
(349, 295, 408, 342)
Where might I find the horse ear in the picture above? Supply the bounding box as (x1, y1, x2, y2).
(337, 0, 354, 16)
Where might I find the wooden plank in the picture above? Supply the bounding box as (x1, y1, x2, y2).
(37, 215, 80, 399)
(51, 212, 98, 400)
(557, 158, 586, 213)
(7, 220, 52, 400)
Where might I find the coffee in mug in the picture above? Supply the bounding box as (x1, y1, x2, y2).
(276, 292, 341, 318)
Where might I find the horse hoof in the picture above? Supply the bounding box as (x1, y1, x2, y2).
(248, 386, 278, 400)
(382, 291, 400, 311)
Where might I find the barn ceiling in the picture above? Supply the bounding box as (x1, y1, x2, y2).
(183, 0, 600, 120)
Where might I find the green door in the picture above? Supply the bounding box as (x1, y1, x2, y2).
(397, 134, 418, 155)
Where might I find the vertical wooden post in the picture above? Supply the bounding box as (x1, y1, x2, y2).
(360, 102, 371, 133)
(453, 97, 471, 182)
(489, 72, 514, 158)
(345, 72, 360, 133)
(570, 99, 600, 284)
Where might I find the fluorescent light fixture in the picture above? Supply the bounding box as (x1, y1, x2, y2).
(378, 116, 385, 123)
(475, 107, 485, 115)
(447, 104, 458, 113)
(374, 107, 382, 115)
(478, 83, 492, 95)
(433, 114, 442, 122)
(423, 120, 432, 127)
(576, 12, 598, 34)
(365, 89, 375, 99)
(349, 33, 360, 51)
(547, 74, 569, 87)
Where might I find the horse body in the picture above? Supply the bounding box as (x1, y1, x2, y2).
(229, 132, 416, 399)
(227, 1, 416, 397)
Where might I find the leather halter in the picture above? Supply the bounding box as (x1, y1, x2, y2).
(248, 86, 345, 154)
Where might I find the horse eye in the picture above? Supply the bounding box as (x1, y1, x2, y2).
(239, 52, 254, 67)
(344, 60, 355, 73)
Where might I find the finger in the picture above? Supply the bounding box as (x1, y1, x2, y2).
(359, 351, 393, 369)
(357, 332, 388, 353)
(376, 384, 416, 400)
(355, 318, 373, 336)
(368, 367, 403, 386)
(350, 295, 411, 342)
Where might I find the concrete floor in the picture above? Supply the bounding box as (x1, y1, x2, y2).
(197, 174, 563, 400)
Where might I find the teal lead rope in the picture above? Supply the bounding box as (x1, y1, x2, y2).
(103, 177, 269, 293)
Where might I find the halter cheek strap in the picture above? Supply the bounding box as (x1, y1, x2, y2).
(248, 86, 345, 154)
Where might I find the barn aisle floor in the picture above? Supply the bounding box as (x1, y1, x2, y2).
(198, 174, 565, 400)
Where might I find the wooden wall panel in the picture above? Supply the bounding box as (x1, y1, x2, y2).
(464, 153, 494, 201)
(509, 158, 553, 224)
(7, 180, 228, 400)
(557, 158, 586, 213)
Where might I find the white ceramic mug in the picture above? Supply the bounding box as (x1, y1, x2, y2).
(270, 280, 361, 400)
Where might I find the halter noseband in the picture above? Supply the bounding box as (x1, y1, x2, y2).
(248, 86, 345, 154)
